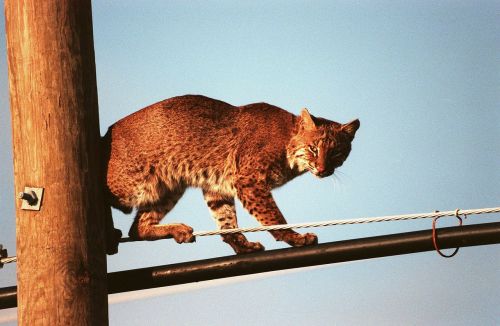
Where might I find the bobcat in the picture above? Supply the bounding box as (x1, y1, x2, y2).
(102, 95, 359, 254)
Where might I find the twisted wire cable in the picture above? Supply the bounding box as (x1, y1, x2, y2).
(192, 207, 500, 236)
(2, 207, 499, 261)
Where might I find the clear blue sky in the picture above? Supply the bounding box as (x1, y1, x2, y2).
(1, 1, 499, 325)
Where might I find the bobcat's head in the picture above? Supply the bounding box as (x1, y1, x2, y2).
(287, 109, 360, 178)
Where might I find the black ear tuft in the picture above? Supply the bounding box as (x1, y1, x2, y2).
(342, 119, 360, 139)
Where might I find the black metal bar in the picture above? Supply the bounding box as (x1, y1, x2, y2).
(1, 222, 499, 309)
(0, 286, 16, 309)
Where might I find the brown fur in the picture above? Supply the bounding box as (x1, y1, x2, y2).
(102, 95, 359, 254)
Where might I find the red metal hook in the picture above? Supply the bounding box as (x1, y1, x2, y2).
(432, 210, 463, 258)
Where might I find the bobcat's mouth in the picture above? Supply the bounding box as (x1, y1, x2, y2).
(312, 168, 335, 178)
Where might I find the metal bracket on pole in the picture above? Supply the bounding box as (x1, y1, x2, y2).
(0, 246, 17, 270)
(19, 187, 44, 211)
(0, 245, 7, 269)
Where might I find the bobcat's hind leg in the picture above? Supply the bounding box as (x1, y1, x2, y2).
(129, 187, 195, 244)
(203, 190, 264, 254)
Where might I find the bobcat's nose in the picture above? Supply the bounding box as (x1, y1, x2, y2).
(316, 162, 328, 173)
(315, 166, 334, 178)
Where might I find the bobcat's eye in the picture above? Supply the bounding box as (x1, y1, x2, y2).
(308, 145, 318, 157)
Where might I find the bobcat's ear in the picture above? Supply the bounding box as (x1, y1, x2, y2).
(300, 108, 316, 131)
(341, 119, 360, 140)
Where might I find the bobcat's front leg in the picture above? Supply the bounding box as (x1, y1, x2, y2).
(235, 178, 318, 247)
(203, 189, 264, 254)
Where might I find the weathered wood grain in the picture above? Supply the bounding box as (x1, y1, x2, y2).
(5, 1, 108, 324)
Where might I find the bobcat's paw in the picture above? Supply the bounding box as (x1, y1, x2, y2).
(283, 232, 318, 247)
(171, 224, 196, 244)
(223, 233, 265, 254)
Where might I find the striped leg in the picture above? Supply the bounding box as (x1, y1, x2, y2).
(235, 176, 317, 247)
(129, 187, 195, 244)
(203, 189, 264, 254)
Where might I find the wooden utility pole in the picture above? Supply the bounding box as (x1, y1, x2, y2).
(5, 1, 108, 324)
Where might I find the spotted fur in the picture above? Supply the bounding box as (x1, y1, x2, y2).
(102, 95, 359, 254)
